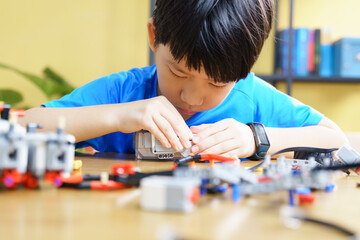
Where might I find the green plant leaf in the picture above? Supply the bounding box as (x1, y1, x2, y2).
(43, 67, 68, 85)
(0, 62, 74, 99)
(0, 89, 23, 105)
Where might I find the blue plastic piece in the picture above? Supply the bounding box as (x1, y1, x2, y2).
(232, 184, 240, 202)
(295, 187, 311, 195)
(289, 189, 295, 206)
(215, 185, 228, 193)
(325, 183, 336, 193)
(200, 178, 208, 196)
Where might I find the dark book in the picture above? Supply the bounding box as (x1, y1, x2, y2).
(314, 29, 321, 75)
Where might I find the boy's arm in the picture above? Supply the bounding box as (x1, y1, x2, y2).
(266, 116, 349, 157)
(19, 96, 192, 151)
(190, 116, 349, 158)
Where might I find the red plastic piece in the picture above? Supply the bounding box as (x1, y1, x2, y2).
(10, 109, 25, 117)
(45, 171, 62, 183)
(90, 180, 127, 190)
(257, 176, 273, 183)
(24, 173, 38, 189)
(298, 193, 316, 204)
(2, 169, 24, 189)
(112, 163, 135, 175)
(200, 154, 235, 162)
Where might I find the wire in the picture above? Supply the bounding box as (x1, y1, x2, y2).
(294, 216, 358, 240)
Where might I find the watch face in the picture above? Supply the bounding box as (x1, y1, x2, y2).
(254, 124, 270, 145)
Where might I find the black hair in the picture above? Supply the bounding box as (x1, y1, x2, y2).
(153, 0, 273, 83)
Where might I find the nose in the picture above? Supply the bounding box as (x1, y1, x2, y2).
(180, 82, 204, 106)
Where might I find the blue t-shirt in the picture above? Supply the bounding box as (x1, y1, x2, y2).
(43, 65, 323, 152)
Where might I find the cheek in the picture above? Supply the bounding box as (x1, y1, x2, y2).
(203, 87, 233, 109)
(157, 73, 179, 98)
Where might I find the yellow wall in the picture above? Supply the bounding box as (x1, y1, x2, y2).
(252, 0, 360, 132)
(0, 0, 150, 106)
(2, 0, 360, 132)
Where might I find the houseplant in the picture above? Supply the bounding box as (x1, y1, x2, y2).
(0, 63, 74, 107)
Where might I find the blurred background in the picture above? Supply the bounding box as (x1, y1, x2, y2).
(0, 0, 360, 131)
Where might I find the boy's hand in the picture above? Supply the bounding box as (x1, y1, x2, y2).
(190, 118, 256, 158)
(120, 96, 192, 151)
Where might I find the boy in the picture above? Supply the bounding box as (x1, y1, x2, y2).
(20, 0, 348, 158)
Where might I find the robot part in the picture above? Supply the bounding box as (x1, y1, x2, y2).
(0, 105, 76, 189)
(336, 145, 360, 175)
(140, 176, 200, 212)
(134, 130, 191, 160)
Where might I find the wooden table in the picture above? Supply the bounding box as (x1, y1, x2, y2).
(0, 151, 360, 240)
(1, 131, 360, 240)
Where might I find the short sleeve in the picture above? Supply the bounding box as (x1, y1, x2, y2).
(252, 75, 323, 127)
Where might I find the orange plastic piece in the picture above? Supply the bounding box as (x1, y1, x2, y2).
(112, 163, 135, 175)
(190, 188, 200, 203)
(61, 175, 84, 184)
(90, 180, 127, 190)
(171, 164, 178, 170)
(298, 193, 316, 204)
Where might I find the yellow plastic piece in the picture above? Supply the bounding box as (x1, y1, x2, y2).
(73, 160, 83, 171)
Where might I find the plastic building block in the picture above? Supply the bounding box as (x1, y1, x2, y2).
(140, 176, 200, 212)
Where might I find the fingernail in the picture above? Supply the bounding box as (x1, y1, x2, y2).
(185, 140, 192, 148)
(193, 136, 200, 144)
(191, 145, 199, 153)
(176, 142, 183, 151)
(188, 132, 193, 139)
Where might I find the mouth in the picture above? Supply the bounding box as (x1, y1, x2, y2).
(177, 107, 198, 116)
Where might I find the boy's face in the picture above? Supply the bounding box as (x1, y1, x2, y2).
(148, 18, 235, 120)
(155, 44, 236, 120)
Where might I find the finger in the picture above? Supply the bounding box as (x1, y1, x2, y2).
(159, 112, 192, 149)
(192, 130, 233, 153)
(146, 121, 171, 149)
(201, 138, 240, 156)
(158, 96, 193, 139)
(153, 114, 184, 151)
(190, 124, 210, 134)
(220, 149, 242, 159)
(192, 121, 228, 145)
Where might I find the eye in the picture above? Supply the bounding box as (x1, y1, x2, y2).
(169, 68, 186, 79)
(209, 83, 227, 88)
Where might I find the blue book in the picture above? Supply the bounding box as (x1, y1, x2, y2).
(319, 44, 334, 77)
(295, 28, 309, 76)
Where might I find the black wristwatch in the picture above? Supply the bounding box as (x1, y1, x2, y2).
(246, 122, 270, 160)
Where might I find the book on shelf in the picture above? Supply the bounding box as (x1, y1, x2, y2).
(274, 27, 333, 77)
(319, 28, 333, 77)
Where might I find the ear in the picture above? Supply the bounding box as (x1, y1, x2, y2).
(147, 17, 157, 52)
